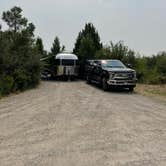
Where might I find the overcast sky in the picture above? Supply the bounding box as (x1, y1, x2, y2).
(0, 0, 166, 55)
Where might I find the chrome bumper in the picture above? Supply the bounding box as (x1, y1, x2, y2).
(107, 79, 137, 86)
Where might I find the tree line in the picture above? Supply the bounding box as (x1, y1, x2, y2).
(72, 23, 166, 84)
(0, 6, 165, 96)
(0, 7, 41, 96)
(0, 6, 67, 96)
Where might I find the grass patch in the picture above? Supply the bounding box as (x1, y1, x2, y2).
(135, 84, 166, 101)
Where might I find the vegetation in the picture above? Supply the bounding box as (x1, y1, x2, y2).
(50, 36, 65, 55)
(0, 6, 165, 97)
(95, 41, 137, 68)
(41, 36, 65, 76)
(135, 84, 166, 101)
(0, 6, 41, 96)
(73, 24, 166, 84)
(134, 53, 166, 84)
(73, 23, 102, 62)
(36, 37, 46, 58)
(73, 23, 102, 76)
(51, 37, 61, 56)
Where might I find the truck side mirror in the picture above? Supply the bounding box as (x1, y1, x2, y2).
(90, 62, 94, 66)
(93, 63, 98, 67)
(127, 64, 132, 68)
(98, 63, 102, 68)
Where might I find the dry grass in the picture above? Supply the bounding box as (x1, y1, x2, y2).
(135, 84, 166, 101)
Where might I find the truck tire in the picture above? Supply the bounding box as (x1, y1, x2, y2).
(102, 77, 109, 91)
(86, 75, 91, 84)
(129, 87, 134, 92)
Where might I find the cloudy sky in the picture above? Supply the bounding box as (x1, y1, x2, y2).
(0, 0, 166, 55)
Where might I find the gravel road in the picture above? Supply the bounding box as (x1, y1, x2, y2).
(0, 81, 166, 166)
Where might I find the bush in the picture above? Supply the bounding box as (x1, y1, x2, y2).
(0, 6, 41, 96)
(158, 75, 166, 84)
(0, 75, 14, 94)
(13, 69, 29, 91)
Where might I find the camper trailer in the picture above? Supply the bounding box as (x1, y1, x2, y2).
(55, 53, 79, 79)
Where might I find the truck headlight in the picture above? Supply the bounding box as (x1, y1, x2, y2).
(109, 73, 115, 79)
(133, 71, 137, 79)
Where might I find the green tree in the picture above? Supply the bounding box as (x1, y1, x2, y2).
(109, 41, 128, 60)
(95, 41, 136, 67)
(0, 6, 41, 95)
(36, 37, 44, 57)
(51, 36, 61, 55)
(122, 49, 136, 68)
(2, 6, 28, 32)
(156, 52, 166, 74)
(78, 37, 96, 60)
(61, 45, 65, 52)
(73, 23, 102, 61)
(95, 46, 111, 59)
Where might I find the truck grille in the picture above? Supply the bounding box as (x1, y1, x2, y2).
(114, 72, 134, 80)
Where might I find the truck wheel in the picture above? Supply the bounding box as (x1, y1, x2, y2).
(129, 87, 134, 92)
(102, 77, 109, 91)
(86, 75, 91, 84)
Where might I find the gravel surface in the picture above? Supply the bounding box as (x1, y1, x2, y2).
(0, 81, 166, 166)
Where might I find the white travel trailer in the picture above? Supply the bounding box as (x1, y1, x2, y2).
(55, 53, 79, 78)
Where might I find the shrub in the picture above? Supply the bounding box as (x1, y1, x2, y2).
(0, 6, 41, 96)
(0, 75, 14, 94)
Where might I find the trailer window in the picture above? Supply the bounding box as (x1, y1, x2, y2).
(62, 59, 74, 66)
(76, 60, 79, 65)
(55, 59, 60, 65)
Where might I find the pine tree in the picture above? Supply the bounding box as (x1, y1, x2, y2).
(51, 37, 61, 55)
(2, 6, 28, 33)
(73, 23, 102, 61)
(0, 6, 40, 95)
(36, 37, 44, 57)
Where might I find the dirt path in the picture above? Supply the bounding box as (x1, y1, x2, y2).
(0, 81, 166, 166)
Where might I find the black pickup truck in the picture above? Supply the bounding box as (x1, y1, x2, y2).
(85, 59, 137, 91)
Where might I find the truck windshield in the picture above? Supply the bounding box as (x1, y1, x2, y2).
(101, 60, 126, 68)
